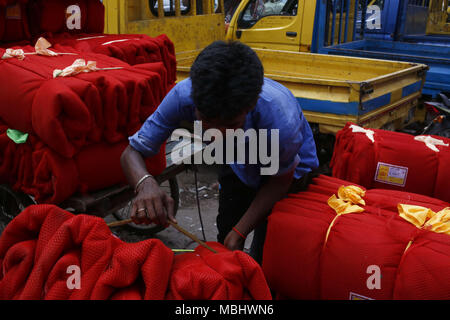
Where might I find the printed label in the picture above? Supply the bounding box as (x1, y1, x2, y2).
(349, 292, 374, 300)
(374, 162, 408, 187)
(6, 4, 21, 19)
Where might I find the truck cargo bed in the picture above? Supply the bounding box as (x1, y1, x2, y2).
(176, 48, 427, 133)
(322, 39, 450, 97)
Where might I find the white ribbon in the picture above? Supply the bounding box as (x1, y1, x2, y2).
(102, 38, 140, 46)
(2, 49, 26, 60)
(1, 37, 76, 60)
(34, 37, 59, 57)
(76, 35, 107, 41)
(414, 135, 449, 152)
(350, 124, 375, 143)
(53, 59, 123, 78)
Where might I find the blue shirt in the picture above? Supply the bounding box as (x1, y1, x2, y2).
(129, 77, 319, 189)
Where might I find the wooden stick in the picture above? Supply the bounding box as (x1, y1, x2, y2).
(168, 220, 217, 253)
(107, 218, 217, 253)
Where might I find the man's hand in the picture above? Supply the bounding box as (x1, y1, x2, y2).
(131, 176, 176, 226)
(120, 145, 177, 226)
(223, 169, 295, 253)
(224, 230, 245, 251)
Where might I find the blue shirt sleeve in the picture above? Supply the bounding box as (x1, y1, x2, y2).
(129, 79, 196, 158)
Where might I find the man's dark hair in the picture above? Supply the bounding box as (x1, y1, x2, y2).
(190, 41, 264, 121)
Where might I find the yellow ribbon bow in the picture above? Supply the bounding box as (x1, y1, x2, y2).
(328, 185, 366, 215)
(324, 185, 366, 248)
(398, 204, 450, 235)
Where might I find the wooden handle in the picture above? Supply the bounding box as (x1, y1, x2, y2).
(107, 218, 217, 254)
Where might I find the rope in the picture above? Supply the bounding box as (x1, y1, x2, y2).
(194, 168, 207, 242)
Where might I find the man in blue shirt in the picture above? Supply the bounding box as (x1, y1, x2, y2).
(121, 41, 318, 262)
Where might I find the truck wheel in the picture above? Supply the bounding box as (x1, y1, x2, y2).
(112, 177, 180, 235)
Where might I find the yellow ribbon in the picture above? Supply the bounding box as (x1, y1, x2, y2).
(324, 185, 366, 248)
(328, 185, 366, 215)
(398, 204, 450, 235)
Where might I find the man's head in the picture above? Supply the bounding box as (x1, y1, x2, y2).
(190, 41, 264, 131)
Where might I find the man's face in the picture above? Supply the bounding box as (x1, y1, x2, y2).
(195, 108, 251, 133)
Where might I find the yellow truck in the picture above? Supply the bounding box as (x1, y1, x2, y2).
(103, 0, 225, 53)
(102, 0, 427, 139)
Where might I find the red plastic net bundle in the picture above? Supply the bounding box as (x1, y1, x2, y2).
(263, 174, 450, 300)
(0, 205, 272, 300)
(330, 122, 450, 203)
(0, 0, 178, 204)
(0, 124, 166, 204)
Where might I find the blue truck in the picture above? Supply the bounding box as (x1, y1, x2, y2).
(362, 0, 450, 45)
(318, 0, 450, 98)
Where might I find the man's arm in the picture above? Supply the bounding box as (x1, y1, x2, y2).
(121, 146, 176, 226)
(121, 80, 195, 226)
(224, 168, 295, 250)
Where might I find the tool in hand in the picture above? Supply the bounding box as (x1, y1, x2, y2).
(107, 218, 217, 254)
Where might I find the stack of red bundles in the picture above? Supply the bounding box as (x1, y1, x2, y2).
(0, 205, 272, 300)
(263, 175, 450, 300)
(330, 122, 450, 203)
(0, 0, 177, 204)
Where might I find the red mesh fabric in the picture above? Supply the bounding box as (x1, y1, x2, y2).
(0, 6, 5, 40)
(263, 175, 450, 300)
(330, 122, 450, 202)
(393, 231, 450, 299)
(0, 3, 179, 210)
(0, 120, 166, 204)
(26, 147, 80, 204)
(0, 205, 271, 300)
(1, 1, 30, 42)
(0, 34, 174, 205)
(86, 0, 104, 33)
(37, 0, 70, 33)
(166, 242, 272, 300)
(1, 0, 105, 42)
(75, 141, 166, 194)
(319, 211, 416, 300)
(0, 47, 167, 157)
(48, 33, 177, 83)
(434, 146, 450, 203)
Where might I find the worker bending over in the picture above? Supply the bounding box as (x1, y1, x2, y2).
(121, 41, 319, 263)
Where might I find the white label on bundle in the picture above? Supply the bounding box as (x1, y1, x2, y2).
(374, 162, 408, 187)
(66, 5, 82, 30)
